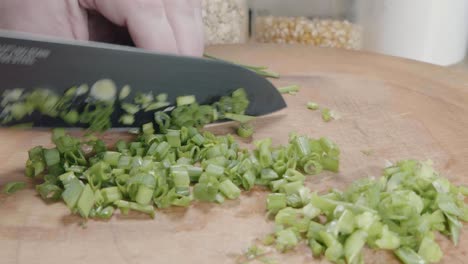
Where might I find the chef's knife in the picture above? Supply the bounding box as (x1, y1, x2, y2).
(0, 31, 286, 128)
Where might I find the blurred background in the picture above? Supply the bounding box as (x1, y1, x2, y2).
(201, 0, 468, 68)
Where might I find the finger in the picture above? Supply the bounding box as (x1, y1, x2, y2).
(163, 0, 204, 56)
(127, 11, 179, 54)
(0, 0, 88, 40)
(79, 0, 179, 54)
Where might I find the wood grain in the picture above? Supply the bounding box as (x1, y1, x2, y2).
(1, 44, 468, 264)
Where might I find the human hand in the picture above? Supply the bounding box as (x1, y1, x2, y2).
(0, 0, 204, 56)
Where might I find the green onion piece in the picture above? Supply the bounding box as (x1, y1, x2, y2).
(134, 92, 154, 108)
(322, 108, 333, 122)
(261, 168, 279, 181)
(269, 179, 287, 193)
(307, 221, 325, 240)
(176, 95, 196, 106)
(375, 225, 400, 250)
(278, 85, 300, 94)
(321, 155, 339, 172)
(219, 179, 241, 199)
(193, 176, 219, 202)
(62, 110, 80, 124)
(119, 85, 131, 100)
(224, 113, 255, 123)
(36, 182, 62, 200)
(142, 122, 155, 135)
(307, 102, 319, 110)
(96, 206, 115, 219)
(166, 129, 181, 148)
(191, 133, 205, 146)
(135, 185, 154, 205)
(121, 103, 140, 114)
(344, 230, 367, 264)
(255, 138, 273, 167)
(156, 93, 168, 102)
(172, 170, 190, 196)
(320, 233, 343, 262)
(275, 228, 298, 252)
(2, 181, 26, 194)
(459, 185, 468, 196)
(267, 193, 287, 214)
(172, 195, 192, 207)
(101, 187, 122, 204)
(241, 170, 256, 191)
(445, 212, 462, 246)
(62, 178, 84, 210)
(77, 184, 95, 218)
(114, 200, 155, 218)
(58, 171, 76, 186)
(418, 234, 442, 263)
(193, 183, 217, 202)
(214, 193, 225, 204)
(237, 123, 254, 138)
(283, 169, 304, 182)
(103, 151, 121, 167)
(280, 181, 303, 196)
(395, 247, 426, 264)
(302, 203, 321, 219)
(187, 166, 203, 182)
(309, 239, 325, 257)
(154, 112, 171, 132)
(145, 102, 170, 111)
(90, 79, 117, 101)
(205, 164, 225, 178)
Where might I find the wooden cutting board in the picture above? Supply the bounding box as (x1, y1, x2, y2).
(1, 45, 468, 264)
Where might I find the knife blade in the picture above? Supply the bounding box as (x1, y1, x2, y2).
(0, 31, 286, 128)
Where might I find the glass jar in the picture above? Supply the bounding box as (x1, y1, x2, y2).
(202, 0, 249, 45)
(250, 0, 362, 50)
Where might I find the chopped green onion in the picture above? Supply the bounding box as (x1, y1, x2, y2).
(62, 178, 84, 210)
(237, 123, 254, 138)
(395, 247, 426, 264)
(156, 93, 168, 102)
(275, 228, 298, 252)
(77, 184, 95, 218)
(90, 79, 117, 101)
(145, 101, 170, 111)
(119, 85, 131, 100)
(2, 181, 26, 194)
(309, 239, 325, 257)
(219, 179, 241, 199)
(36, 182, 62, 200)
(101, 187, 122, 204)
(166, 129, 181, 148)
(321, 108, 333, 122)
(176, 95, 196, 106)
(114, 200, 155, 218)
(418, 234, 442, 263)
(307, 102, 319, 110)
(278, 85, 300, 94)
(121, 103, 140, 114)
(344, 230, 367, 264)
(62, 110, 79, 124)
(267, 193, 287, 214)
